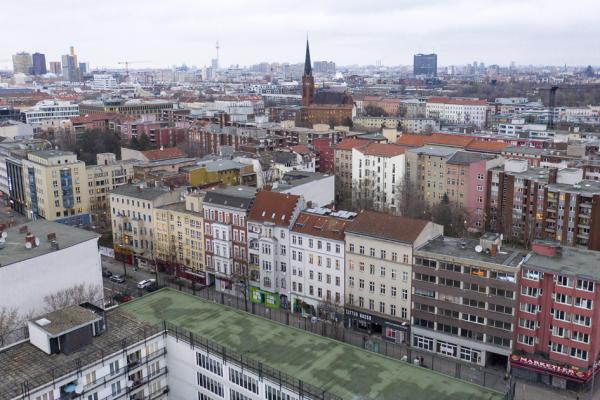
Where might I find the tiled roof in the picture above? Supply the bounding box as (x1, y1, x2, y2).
(248, 191, 301, 227)
(359, 143, 406, 157)
(465, 140, 508, 153)
(289, 144, 312, 155)
(70, 113, 116, 124)
(334, 138, 370, 151)
(345, 210, 430, 244)
(427, 96, 488, 106)
(426, 134, 474, 148)
(141, 147, 187, 161)
(395, 135, 428, 147)
(446, 151, 496, 165)
(292, 212, 352, 241)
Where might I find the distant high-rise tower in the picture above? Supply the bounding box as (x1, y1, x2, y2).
(413, 53, 437, 77)
(49, 61, 62, 75)
(32, 53, 47, 75)
(62, 54, 79, 82)
(301, 40, 314, 107)
(211, 41, 220, 70)
(12, 52, 33, 75)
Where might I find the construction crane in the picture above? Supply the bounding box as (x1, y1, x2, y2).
(117, 61, 149, 81)
(537, 84, 600, 129)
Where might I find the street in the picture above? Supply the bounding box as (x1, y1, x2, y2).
(101, 256, 165, 306)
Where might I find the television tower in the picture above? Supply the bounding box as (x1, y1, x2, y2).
(214, 41, 220, 69)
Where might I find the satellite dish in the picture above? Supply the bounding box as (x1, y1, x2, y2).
(35, 237, 40, 246)
(25, 242, 32, 249)
(1, 231, 7, 239)
(475, 245, 483, 253)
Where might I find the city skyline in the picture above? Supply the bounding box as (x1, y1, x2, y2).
(1, 0, 599, 70)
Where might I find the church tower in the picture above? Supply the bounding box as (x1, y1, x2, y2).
(301, 40, 315, 107)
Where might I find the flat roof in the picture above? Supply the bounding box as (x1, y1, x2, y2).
(524, 245, 600, 281)
(29, 150, 75, 160)
(547, 179, 600, 195)
(111, 184, 175, 201)
(0, 220, 98, 267)
(0, 310, 161, 400)
(121, 289, 502, 400)
(32, 305, 100, 337)
(416, 236, 526, 268)
(408, 145, 458, 157)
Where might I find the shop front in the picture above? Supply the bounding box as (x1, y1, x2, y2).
(345, 306, 409, 341)
(249, 286, 281, 309)
(510, 354, 600, 392)
(176, 266, 207, 285)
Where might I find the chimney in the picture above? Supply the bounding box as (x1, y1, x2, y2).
(532, 241, 562, 257)
(490, 243, 498, 257)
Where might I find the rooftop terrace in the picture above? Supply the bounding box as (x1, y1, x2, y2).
(121, 288, 503, 400)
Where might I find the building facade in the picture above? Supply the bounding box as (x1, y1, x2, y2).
(344, 211, 443, 343)
(247, 191, 304, 309)
(24, 100, 80, 125)
(203, 186, 256, 295)
(289, 208, 353, 317)
(22, 150, 91, 225)
(412, 234, 523, 368)
(426, 97, 488, 128)
(414, 53, 437, 77)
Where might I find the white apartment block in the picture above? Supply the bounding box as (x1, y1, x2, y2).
(289, 208, 354, 317)
(351, 143, 406, 214)
(426, 97, 488, 128)
(24, 100, 79, 125)
(247, 191, 304, 309)
(92, 73, 118, 90)
(1, 306, 168, 400)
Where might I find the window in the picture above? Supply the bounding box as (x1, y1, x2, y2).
(571, 347, 588, 361)
(573, 314, 592, 327)
(109, 360, 120, 375)
(489, 303, 513, 315)
(460, 347, 482, 364)
(413, 335, 434, 351)
(391, 252, 397, 261)
(380, 250, 386, 259)
(522, 269, 541, 281)
(575, 297, 593, 309)
(111, 382, 122, 396)
(390, 287, 397, 297)
(518, 318, 536, 330)
(197, 372, 224, 397)
(556, 275, 572, 287)
(197, 353, 223, 376)
(348, 276, 354, 287)
(462, 313, 484, 324)
(369, 281, 375, 292)
(402, 289, 408, 300)
(518, 334, 534, 346)
(359, 245, 364, 255)
(370, 248, 375, 257)
(359, 279, 364, 289)
(369, 299, 375, 310)
(380, 266, 386, 277)
(349, 243, 354, 252)
(521, 286, 541, 298)
(380, 284, 386, 294)
(520, 303, 539, 314)
(390, 304, 396, 316)
(402, 271, 409, 282)
(577, 279, 594, 292)
(369, 264, 375, 275)
(379, 302, 385, 313)
(229, 369, 258, 394)
(572, 331, 590, 344)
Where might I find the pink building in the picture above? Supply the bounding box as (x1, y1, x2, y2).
(118, 115, 188, 148)
(445, 151, 503, 231)
(512, 241, 600, 391)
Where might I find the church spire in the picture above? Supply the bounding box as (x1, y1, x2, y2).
(304, 39, 312, 76)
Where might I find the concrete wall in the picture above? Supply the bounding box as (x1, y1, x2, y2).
(0, 238, 103, 320)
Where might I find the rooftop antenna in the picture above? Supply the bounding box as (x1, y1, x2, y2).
(216, 41, 220, 67)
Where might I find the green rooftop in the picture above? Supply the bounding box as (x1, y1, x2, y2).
(121, 288, 503, 400)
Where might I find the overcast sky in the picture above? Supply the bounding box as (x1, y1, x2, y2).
(1, 0, 598, 70)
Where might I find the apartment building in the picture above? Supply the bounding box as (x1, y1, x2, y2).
(23, 150, 91, 225)
(445, 151, 503, 231)
(24, 100, 79, 125)
(351, 143, 406, 213)
(86, 153, 137, 226)
(425, 97, 488, 128)
(333, 137, 371, 207)
(344, 211, 443, 343)
(543, 179, 600, 250)
(412, 233, 524, 368)
(110, 184, 184, 266)
(203, 186, 256, 295)
(153, 193, 205, 283)
(406, 145, 458, 208)
(289, 208, 354, 317)
(512, 241, 600, 391)
(0, 305, 168, 400)
(247, 191, 304, 309)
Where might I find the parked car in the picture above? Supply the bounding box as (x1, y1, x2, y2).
(137, 279, 156, 289)
(112, 293, 133, 303)
(102, 269, 113, 278)
(110, 274, 125, 283)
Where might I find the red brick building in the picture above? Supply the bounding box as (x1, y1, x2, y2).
(512, 241, 600, 391)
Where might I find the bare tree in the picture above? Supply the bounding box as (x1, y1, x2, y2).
(0, 307, 22, 345)
(431, 194, 470, 237)
(395, 176, 429, 219)
(43, 284, 104, 312)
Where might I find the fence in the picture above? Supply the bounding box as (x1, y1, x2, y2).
(166, 321, 343, 400)
(162, 280, 511, 397)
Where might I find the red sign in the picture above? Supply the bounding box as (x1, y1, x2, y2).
(510, 354, 595, 383)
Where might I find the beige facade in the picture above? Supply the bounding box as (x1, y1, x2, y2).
(405, 146, 458, 208)
(87, 153, 138, 226)
(109, 184, 184, 265)
(153, 194, 205, 277)
(344, 211, 443, 342)
(22, 150, 90, 224)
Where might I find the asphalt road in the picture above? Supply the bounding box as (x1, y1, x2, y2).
(101, 256, 163, 306)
